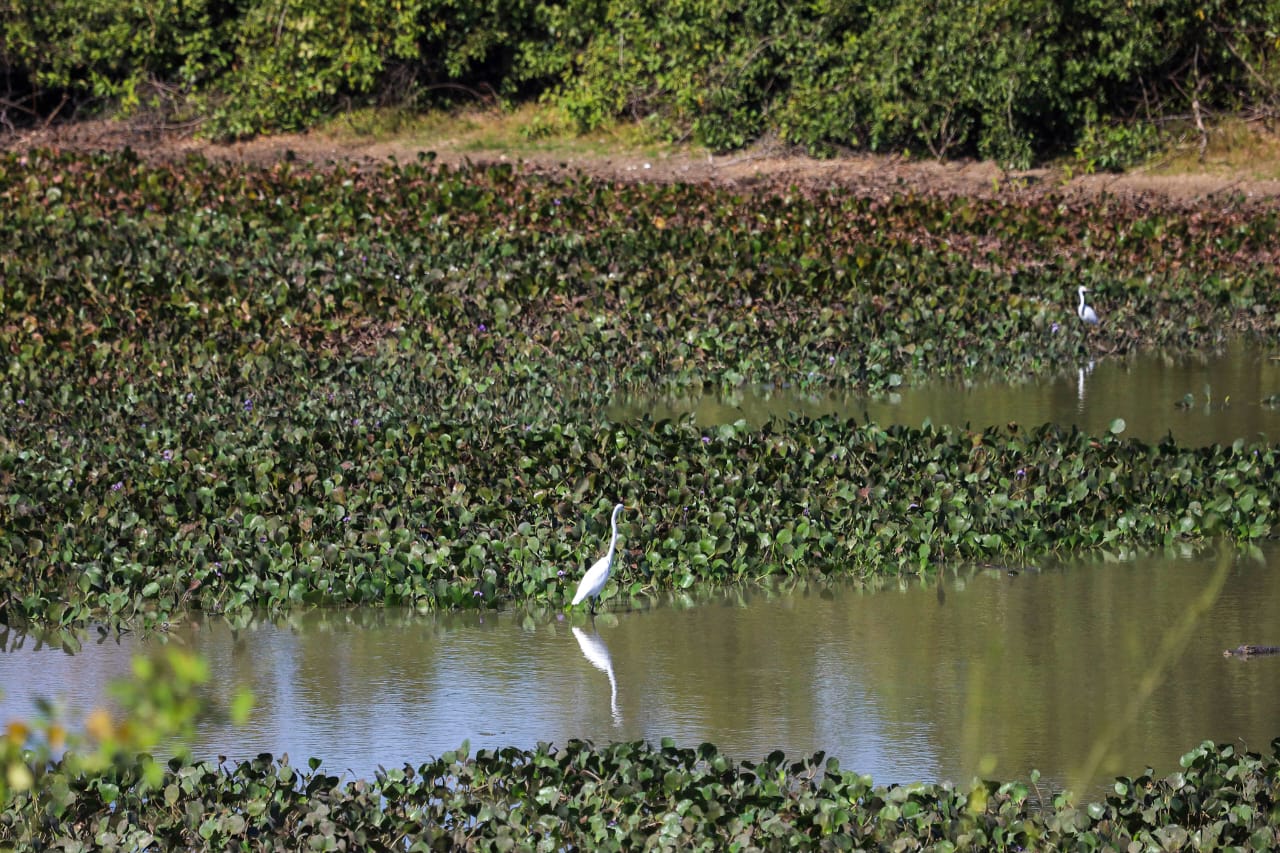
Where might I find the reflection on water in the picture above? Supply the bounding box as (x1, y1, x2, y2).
(1078, 359, 1095, 411)
(573, 626, 621, 725)
(2, 544, 1278, 793)
(613, 341, 1280, 447)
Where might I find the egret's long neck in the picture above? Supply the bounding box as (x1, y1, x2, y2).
(1078, 289, 1087, 311)
(607, 511, 621, 558)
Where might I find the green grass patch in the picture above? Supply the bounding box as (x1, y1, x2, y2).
(1148, 118, 1280, 181)
(316, 102, 683, 160)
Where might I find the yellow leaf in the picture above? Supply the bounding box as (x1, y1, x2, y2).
(5, 721, 30, 746)
(86, 708, 114, 742)
(6, 761, 34, 792)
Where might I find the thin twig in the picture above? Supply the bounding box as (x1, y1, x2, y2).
(1192, 47, 1208, 163)
(42, 93, 70, 129)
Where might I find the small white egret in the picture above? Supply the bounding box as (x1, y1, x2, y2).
(1077, 286, 1098, 325)
(571, 503, 627, 612)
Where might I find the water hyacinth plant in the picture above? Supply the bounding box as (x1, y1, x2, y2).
(2, 148, 1279, 853)
(2, 737, 1277, 850)
(3, 151, 1280, 628)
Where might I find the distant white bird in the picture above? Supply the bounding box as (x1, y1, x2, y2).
(571, 503, 627, 612)
(1077, 286, 1098, 325)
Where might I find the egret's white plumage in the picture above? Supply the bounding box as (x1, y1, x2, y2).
(1077, 286, 1098, 325)
(572, 503, 626, 610)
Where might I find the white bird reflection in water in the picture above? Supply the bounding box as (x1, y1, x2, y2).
(1077, 359, 1095, 411)
(572, 626, 621, 726)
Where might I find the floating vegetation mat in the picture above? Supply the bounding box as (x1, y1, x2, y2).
(2, 738, 1277, 850)
(3, 150, 1280, 628)
(3, 149, 1279, 853)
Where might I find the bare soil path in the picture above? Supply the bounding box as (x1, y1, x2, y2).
(7, 118, 1280, 209)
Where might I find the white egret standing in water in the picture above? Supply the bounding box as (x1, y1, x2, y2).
(1077, 286, 1099, 325)
(571, 503, 627, 612)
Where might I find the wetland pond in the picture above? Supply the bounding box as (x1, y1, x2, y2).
(3, 343, 1278, 795)
(2, 544, 1278, 795)
(614, 341, 1280, 447)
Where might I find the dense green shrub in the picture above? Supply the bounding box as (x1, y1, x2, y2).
(0, 0, 230, 120)
(823, 0, 1061, 165)
(203, 0, 418, 138)
(204, 0, 565, 137)
(2, 0, 1277, 159)
(547, 0, 806, 151)
(770, 0, 1280, 166)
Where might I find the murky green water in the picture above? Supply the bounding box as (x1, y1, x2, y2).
(4, 544, 1277, 793)
(613, 341, 1280, 447)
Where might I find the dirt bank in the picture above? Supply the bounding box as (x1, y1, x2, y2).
(7, 118, 1280, 208)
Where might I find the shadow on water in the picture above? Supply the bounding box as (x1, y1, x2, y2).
(3, 542, 1278, 794)
(612, 341, 1280, 446)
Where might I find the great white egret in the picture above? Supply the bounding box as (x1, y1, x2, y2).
(1077, 286, 1098, 325)
(571, 503, 626, 611)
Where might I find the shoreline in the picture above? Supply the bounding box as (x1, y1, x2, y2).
(7, 118, 1280, 208)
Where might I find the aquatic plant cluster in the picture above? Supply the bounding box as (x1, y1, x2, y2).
(4, 151, 1280, 848)
(3, 738, 1277, 850)
(4, 150, 1280, 628)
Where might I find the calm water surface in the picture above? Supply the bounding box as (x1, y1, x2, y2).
(3, 545, 1277, 793)
(613, 341, 1280, 446)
